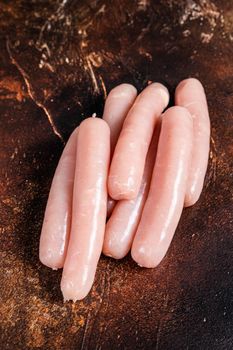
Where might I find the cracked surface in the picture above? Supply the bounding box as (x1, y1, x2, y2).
(0, 1, 233, 349)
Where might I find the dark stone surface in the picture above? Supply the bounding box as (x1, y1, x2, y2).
(0, 1, 232, 349)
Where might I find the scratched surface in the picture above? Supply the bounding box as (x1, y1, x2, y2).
(0, 0, 233, 349)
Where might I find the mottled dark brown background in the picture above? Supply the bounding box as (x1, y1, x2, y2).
(0, 0, 232, 349)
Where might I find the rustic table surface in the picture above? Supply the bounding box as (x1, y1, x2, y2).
(0, 1, 232, 349)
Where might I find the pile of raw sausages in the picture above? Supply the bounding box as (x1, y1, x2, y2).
(39, 78, 210, 301)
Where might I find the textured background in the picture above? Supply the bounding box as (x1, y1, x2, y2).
(0, 0, 233, 349)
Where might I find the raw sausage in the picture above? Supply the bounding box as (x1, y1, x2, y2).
(175, 78, 210, 206)
(61, 117, 110, 301)
(39, 128, 78, 269)
(131, 106, 193, 268)
(108, 82, 169, 200)
(103, 83, 137, 215)
(103, 83, 137, 152)
(103, 119, 161, 259)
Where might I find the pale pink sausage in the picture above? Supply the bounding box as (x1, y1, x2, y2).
(61, 118, 110, 301)
(103, 83, 137, 152)
(103, 83, 138, 216)
(175, 78, 210, 207)
(108, 83, 169, 200)
(131, 106, 193, 268)
(39, 128, 78, 269)
(103, 119, 161, 259)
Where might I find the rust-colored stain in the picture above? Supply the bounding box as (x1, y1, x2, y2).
(0, 1, 232, 349)
(0, 76, 27, 101)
